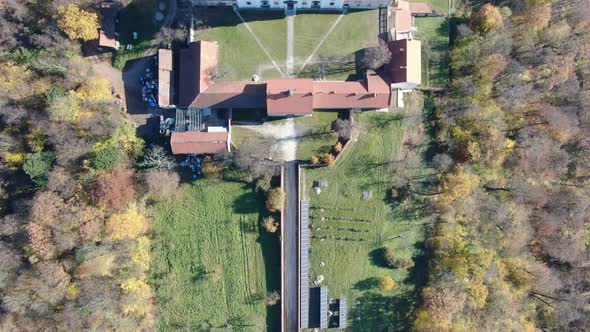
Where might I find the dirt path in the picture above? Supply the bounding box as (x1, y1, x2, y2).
(241, 119, 297, 161)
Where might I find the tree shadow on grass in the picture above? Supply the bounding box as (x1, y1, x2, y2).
(232, 185, 260, 214)
(251, 189, 281, 331)
(369, 248, 388, 268)
(349, 291, 413, 331)
(353, 277, 379, 291)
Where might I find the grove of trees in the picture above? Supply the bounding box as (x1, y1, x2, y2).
(413, 1, 590, 331)
(0, 1, 160, 330)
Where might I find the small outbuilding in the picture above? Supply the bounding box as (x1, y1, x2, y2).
(97, 1, 120, 50)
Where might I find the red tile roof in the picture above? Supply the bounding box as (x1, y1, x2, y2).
(158, 49, 173, 107)
(191, 81, 267, 109)
(387, 39, 422, 85)
(312, 71, 391, 109)
(391, 0, 413, 32)
(409, 2, 433, 14)
(170, 131, 228, 155)
(178, 41, 218, 108)
(266, 78, 314, 116)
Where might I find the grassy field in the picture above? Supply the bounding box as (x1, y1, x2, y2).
(198, 8, 285, 79)
(290, 111, 339, 160)
(415, 17, 449, 87)
(295, 10, 379, 80)
(413, 0, 450, 14)
(302, 111, 429, 330)
(231, 111, 339, 161)
(150, 181, 280, 331)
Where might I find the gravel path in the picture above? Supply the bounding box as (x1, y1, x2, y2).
(286, 15, 294, 77)
(241, 119, 298, 161)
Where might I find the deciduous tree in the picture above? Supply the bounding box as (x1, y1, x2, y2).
(57, 5, 99, 41)
(93, 167, 136, 211)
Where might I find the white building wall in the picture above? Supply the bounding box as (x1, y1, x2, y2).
(270, 0, 285, 8)
(342, 0, 389, 8)
(192, 0, 234, 5)
(236, 0, 262, 8)
(319, 0, 344, 9)
(198, 0, 389, 9)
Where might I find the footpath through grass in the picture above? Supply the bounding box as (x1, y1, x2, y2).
(295, 10, 379, 80)
(198, 8, 285, 79)
(303, 111, 429, 330)
(150, 180, 280, 330)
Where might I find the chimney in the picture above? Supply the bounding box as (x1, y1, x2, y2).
(287, 89, 294, 96)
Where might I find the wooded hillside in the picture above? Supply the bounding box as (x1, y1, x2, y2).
(415, 0, 589, 330)
(0, 1, 169, 330)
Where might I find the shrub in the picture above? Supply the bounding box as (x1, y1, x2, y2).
(202, 156, 222, 179)
(93, 146, 124, 170)
(261, 216, 279, 233)
(255, 174, 272, 192)
(322, 153, 336, 167)
(4, 152, 25, 165)
(378, 276, 396, 291)
(395, 257, 415, 269)
(310, 155, 320, 165)
(23, 151, 55, 186)
(144, 170, 180, 199)
(381, 247, 396, 268)
(93, 167, 136, 211)
(266, 188, 285, 212)
(334, 142, 343, 153)
(266, 291, 281, 306)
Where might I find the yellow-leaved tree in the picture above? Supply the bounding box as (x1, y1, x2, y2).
(105, 205, 147, 241)
(58, 5, 99, 41)
(120, 278, 154, 321)
(76, 77, 113, 103)
(437, 168, 480, 205)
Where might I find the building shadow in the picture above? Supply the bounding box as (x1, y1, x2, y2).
(122, 56, 154, 115)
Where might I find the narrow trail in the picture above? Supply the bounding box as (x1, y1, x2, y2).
(233, 7, 286, 77)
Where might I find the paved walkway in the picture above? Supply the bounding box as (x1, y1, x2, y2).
(233, 7, 286, 77)
(286, 15, 295, 77)
(282, 161, 299, 332)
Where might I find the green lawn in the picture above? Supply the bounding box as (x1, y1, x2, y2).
(150, 181, 280, 331)
(413, 0, 450, 14)
(415, 17, 449, 87)
(291, 111, 339, 160)
(302, 111, 429, 330)
(295, 10, 379, 80)
(198, 8, 285, 80)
